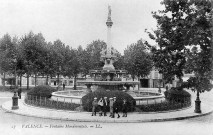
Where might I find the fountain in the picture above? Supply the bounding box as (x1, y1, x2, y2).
(51, 6, 165, 105)
(77, 5, 139, 92)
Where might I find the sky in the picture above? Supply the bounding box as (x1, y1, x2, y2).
(0, 0, 164, 54)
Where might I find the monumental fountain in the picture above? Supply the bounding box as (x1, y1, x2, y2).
(51, 6, 165, 106)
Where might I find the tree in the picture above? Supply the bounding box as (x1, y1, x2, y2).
(52, 39, 65, 86)
(114, 54, 124, 70)
(0, 34, 18, 87)
(85, 40, 106, 70)
(70, 48, 81, 90)
(77, 45, 90, 77)
(124, 39, 153, 83)
(41, 42, 56, 85)
(147, 0, 212, 113)
(19, 32, 47, 88)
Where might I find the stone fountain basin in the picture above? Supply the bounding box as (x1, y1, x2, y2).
(129, 91, 165, 105)
(51, 90, 87, 104)
(51, 89, 165, 105)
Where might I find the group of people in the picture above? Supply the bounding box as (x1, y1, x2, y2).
(91, 97, 127, 118)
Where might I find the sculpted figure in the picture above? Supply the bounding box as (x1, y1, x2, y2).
(108, 5, 111, 20)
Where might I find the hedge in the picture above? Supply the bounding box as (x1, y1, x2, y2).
(27, 85, 56, 98)
(82, 90, 136, 112)
(164, 87, 191, 103)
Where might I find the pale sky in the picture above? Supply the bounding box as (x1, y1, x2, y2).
(0, 0, 164, 53)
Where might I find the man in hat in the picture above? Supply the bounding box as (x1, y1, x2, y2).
(92, 97, 98, 116)
(109, 98, 114, 117)
(122, 99, 127, 117)
(112, 97, 120, 118)
(103, 97, 108, 116)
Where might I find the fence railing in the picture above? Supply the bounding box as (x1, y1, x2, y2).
(25, 94, 191, 112)
(25, 95, 81, 111)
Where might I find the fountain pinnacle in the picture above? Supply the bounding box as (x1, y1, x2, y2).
(106, 5, 113, 56)
(101, 5, 116, 71)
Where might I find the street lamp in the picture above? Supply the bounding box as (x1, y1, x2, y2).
(194, 87, 201, 113)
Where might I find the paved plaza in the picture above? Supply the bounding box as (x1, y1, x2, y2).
(1, 90, 213, 135)
(1, 91, 213, 123)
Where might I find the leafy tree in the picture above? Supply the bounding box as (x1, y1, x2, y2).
(147, 0, 212, 112)
(124, 39, 153, 82)
(79, 48, 91, 77)
(0, 34, 18, 86)
(19, 32, 47, 88)
(52, 39, 65, 86)
(19, 33, 33, 89)
(114, 54, 124, 70)
(41, 42, 56, 85)
(70, 48, 81, 90)
(85, 40, 106, 70)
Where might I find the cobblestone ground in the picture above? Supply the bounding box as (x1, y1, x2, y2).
(0, 90, 213, 135)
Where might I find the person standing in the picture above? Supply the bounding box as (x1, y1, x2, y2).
(98, 97, 104, 116)
(109, 98, 114, 117)
(63, 83, 65, 90)
(17, 88, 22, 99)
(112, 97, 120, 118)
(103, 97, 108, 116)
(92, 97, 98, 116)
(122, 99, 127, 117)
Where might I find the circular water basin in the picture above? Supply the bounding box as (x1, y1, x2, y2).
(51, 89, 165, 105)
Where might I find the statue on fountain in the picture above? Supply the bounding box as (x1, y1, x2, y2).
(107, 5, 112, 21)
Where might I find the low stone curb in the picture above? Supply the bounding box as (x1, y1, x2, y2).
(23, 99, 192, 114)
(1, 100, 213, 123)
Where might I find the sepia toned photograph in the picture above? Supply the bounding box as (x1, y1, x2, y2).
(0, 0, 212, 135)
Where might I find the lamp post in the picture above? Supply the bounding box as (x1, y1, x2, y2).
(194, 88, 201, 113)
(12, 58, 19, 110)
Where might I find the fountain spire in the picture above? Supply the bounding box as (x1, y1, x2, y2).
(106, 5, 113, 56)
(101, 5, 116, 71)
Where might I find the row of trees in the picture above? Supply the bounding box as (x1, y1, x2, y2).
(0, 32, 153, 90)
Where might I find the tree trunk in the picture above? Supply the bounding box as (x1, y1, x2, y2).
(35, 74, 37, 87)
(27, 73, 29, 90)
(3, 72, 5, 86)
(74, 76, 77, 90)
(46, 75, 49, 85)
(57, 73, 60, 86)
(138, 76, 140, 90)
(158, 79, 161, 93)
(19, 75, 22, 88)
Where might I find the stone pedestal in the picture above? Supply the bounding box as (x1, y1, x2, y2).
(12, 91, 19, 110)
